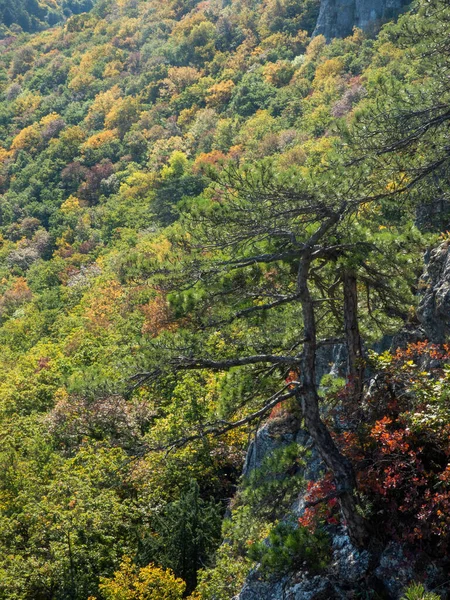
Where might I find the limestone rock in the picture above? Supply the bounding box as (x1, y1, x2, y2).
(330, 532, 371, 584)
(374, 543, 416, 598)
(234, 570, 287, 600)
(242, 414, 311, 477)
(417, 241, 450, 343)
(286, 576, 335, 599)
(313, 0, 409, 40)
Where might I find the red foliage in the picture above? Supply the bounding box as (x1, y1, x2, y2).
(269, 370, 299, 418)
(329, 342, 450, 554)
(299, 473, 340, 530)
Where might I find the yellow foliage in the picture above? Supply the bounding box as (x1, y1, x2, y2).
(59, 126, 86, 147)
(148, 136, 187, 170)
(261, 31, 308, 55)
(11, 112, 65, 154)
(82, 130, 118, 150)
(163, 66, 202, 95)
(171, 12, 210, 40)
(177, 106, 199, 128)
(11, 124, 41, 154)
(13, 92, 42, 117)
(160, 150, 189, 179)
(239, 110, 278, 146)
(314, 58, 344, 83)
(103, 60, 124, 78)
(0, 341, 65, 414)
(68, 72, 96, 92)
(120, 171, 157, 200)
(0, 146, 12, 164)
(104, 96, 141, 135)
(386, 172, 409, 192)
(99, 556, 185, 600)
(375, 41, 405, 63)
(136, 235, 173, 264)
(117, 17, 140, 40)
(277, 145, 307, 169)
(206, 80, 235, 107)
(54, 387, 69, 404)
(84, 280, 123, 332)
(60, 196, 82, 214)
(39, 112, 62, 128)
(86, 86, 122, 126)
(306, 34, 326, 59)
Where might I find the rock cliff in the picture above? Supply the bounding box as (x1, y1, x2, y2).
(233, 241, 450, 600)
(313, 0, 410, 39)
(234, 340, 450, 598)
(417, 241, 450, 344)
(235, 412, 449, 599)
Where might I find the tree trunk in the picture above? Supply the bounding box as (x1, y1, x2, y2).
(343, 271, 364, 399)
(297, 258, 368, 548)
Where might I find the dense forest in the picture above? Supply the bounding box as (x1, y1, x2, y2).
(0, 0, 95, 33)
(0, 0, 450, 598)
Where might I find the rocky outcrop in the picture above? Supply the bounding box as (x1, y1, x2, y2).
(234, 531, 448, 599)
(417, 241, 450, 343)
(243, 414, 308, 477)
(313, 0, 409, 39)
(233, 242, 450, 599)
(235, 400, 450, 599)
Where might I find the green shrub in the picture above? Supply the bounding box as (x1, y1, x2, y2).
(247, 522, 330, 576)
(241, 442, 309, 521)
(401, 583, 441, 600)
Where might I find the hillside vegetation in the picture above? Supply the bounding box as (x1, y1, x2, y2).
(0, 0, 450, 598)
(0, 0, 95, 33)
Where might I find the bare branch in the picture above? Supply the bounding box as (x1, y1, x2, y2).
(136, 385, 300, 455)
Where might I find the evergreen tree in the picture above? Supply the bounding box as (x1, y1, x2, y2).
(139, 480, 222, 593)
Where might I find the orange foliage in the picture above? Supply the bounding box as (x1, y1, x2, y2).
(0, 277, 33, 313)
(206, 80, 235, 107)
(82, 130, 118, 150)
(192, 150, 227, 174)
(141, 293, 176, 337)
(85, 281, 123, 331)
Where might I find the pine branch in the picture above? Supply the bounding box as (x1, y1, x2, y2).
(135, 385, 300, 455)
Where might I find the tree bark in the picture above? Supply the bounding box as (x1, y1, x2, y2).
(297, 257, 368, 548)
(343, 271, 364, 399)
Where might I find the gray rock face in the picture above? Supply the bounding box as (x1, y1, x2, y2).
(417, 241, 450, 343)
(313, 0, 409, 39)
(374, 543, 415, 598)
(234, 528, 378, 600)
(243, 414, 307, 477)
(242, 411, 325, 484)
(235, 404, 450, 599)
(235, 529, 449, 599)
(330, 532, 371, 584)
(234, 248, 450, 600)
(236, 573, 335, 600)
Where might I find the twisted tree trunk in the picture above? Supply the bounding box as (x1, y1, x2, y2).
(297, 257, 368, 548)
(343, 271, 365, 399)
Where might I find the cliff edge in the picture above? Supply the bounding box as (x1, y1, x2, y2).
(313, 0, 410, 38)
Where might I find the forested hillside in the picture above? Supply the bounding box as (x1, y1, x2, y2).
(0, 0, 450, 598)
(0, 0, 95, 33)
